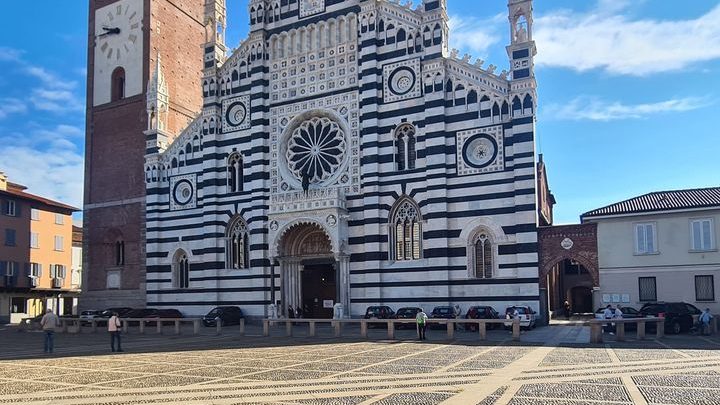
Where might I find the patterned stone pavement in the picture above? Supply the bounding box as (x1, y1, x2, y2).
(0, 326, 718, 404)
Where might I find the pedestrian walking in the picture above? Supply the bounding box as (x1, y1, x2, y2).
(699, 308, 713, 336)
(416, 308, 428, 340)
(287, 305, 295, 319)
(295, 306, 303, 319)
(563, 300, 571, 320)
(603, 305, 615, 335)
(40, 309, 59, 354)
(108, 312, 123, 352)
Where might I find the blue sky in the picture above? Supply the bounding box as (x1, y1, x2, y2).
(0, 0, 718, 224)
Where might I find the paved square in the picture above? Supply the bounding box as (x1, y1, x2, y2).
(1, 326, 719, 404)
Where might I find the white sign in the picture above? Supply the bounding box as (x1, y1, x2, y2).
(560, 237, 574, 250)
(323, 300, 334, 309)
(621, 294, 630, 303)
(602, 294, 611, 303)
(612, 294, 621, 303)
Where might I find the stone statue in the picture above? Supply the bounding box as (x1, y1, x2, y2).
(301, 168, 311, 194)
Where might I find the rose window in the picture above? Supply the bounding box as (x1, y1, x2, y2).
(286, 117, 347, 184)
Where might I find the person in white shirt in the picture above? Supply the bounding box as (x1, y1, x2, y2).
(416, 309, 428, 340)
(108, 312, 123, 352)
(602, 305, 615, 335)
(699, 309, 713, 336)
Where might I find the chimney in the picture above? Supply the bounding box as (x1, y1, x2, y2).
(0, 171, 7, 191)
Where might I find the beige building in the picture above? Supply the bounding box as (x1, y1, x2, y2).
(0, 172, 80, 323)
(582, 187, 720, 313)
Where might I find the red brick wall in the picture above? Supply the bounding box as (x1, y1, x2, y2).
(538, 223, 599, 288)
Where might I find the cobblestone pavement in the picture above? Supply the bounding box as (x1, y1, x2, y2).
(0, 325, 718, 404)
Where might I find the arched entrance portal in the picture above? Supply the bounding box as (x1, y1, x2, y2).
(547, 259, 595, 316)
(277, 222, 340, 319)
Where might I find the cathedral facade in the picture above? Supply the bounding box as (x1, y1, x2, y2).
(143, 0, 541, 318)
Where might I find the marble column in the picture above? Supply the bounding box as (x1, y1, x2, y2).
(338, 255, 351, 317)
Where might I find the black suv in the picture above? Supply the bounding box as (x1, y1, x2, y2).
(464, 306, 500, 331)
(639, 302, 701, 334)
(364, 306, 394, 327)
(393, 307, 422, 329)
(203, 306, 244, 327)
(429, 306, 459, 329)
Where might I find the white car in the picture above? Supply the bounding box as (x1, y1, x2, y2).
(504, 306, 537, 329)
(79, 310, 103, 325)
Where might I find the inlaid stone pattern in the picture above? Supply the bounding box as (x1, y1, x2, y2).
(270, 42, 357, 103)
(169, 174, 196, 211)
(383, 58, 422, 103)
(456, 125, 505, 176)
(300, 0, 325, 18)
(270, 93, 360, 194)
(222, 95, 251, 133)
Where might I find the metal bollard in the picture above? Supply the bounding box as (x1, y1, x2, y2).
(175, 320, 181, 335)
(239, 318, 245, 336)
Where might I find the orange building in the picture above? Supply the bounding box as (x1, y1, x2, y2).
(0, 172, 80, 323)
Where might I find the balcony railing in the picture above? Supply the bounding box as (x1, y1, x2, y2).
(270, 188, 346, 214)
(52, 278, 64, 288)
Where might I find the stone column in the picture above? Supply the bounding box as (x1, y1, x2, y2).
(338, 255, 351, 317)
(279, 259, 287, 316)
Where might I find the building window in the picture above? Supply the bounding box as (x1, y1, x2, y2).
(4, 229, 16, 246)
(10, 297, 26, 313)
(695, 275, 715, 302)
(111, 67, 126, 101)
(226, 217, 249, 269)
(54, 235, 64, 251)
(174, 251, 190, 289)
(50, 264, 66, 279)
(395, 124, 416, 171)
(638, 277, 657, 302)
(30, 233, 39, 249)
(690, 219, 714, 251)
(31, 208, 40, 221)
(0, 261, 16, 277)
(4, 200, 16, 216)
(391, 198, 422, 261)
(30, 263, 42, 278)
(55, 213, 64, 225)
(635, 223, 657, 254)
(227, 153, 243, 193)
(474, 233, 493, 279)
(115, 241, 125, 266)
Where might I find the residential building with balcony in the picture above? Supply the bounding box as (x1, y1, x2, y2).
(0, 172, 80, 323)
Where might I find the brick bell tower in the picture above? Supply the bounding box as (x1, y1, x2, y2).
(82, 0, 205, 310)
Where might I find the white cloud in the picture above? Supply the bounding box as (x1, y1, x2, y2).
(0, 98, 27, 119)
(535, 3, 720, 75)
(30, 88, 84, 113)
(544, 96, 711, 121)
(0, 124, 84, 209)
(25, 66, 77, 90)
(0, 46, 23, 62)
(448, 14, 504, 57)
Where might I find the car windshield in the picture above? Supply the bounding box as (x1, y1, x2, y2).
(81, 311, 97, 315)
(366, 307, 383, 315)
(506, 307, 527, 314)
(397, 308, 418, 315)
(434, 307, 452, 314)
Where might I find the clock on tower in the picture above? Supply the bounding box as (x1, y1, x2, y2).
(92, 0, 144, 106)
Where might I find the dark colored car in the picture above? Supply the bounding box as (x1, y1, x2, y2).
(364, 306, 395, 328)
(104, 307, 133, 317)
(393, 307, 422, 329)
(203, 306, 244, 327)
(429, 306, 458, 329)
(639, 302, 701, 334)
(594, 306, 641, 330)
(123, 308, 159, 325)
(464, 306, 500, 331)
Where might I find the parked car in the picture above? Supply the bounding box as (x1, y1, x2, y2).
(79, 310, 104, 326)
(504, 306, 537, 329)
(104, 307, 133, 317)
(393, 307, 422, 329)
(429, 306, 458, 329)
(364, 306, 395, 328)
(464, 306, 500, 331)
(639, 302, 701, 334)
(203, 306, 244, 327)
(123, 308, 159, 326)
(594, 306, 641, 331)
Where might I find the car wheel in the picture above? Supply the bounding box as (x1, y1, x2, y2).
(671, 321, 681, 334)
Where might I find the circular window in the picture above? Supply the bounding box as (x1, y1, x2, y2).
(388, 66, 416, 96)
(462, 134, 498, 169)
(225, 102, 247, 128)
(173, 179, 194, 205)
(286, 116, 347, 184)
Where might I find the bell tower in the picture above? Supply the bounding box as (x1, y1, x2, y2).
(507, 0, 537, 98)
(82, 0, 206, 310)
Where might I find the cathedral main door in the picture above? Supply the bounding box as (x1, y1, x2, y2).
(301, 261, 337, 319)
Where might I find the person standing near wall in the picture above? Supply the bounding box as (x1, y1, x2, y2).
(108, 312, 123, 352)
(416, 308, 428, 341)
(40, 309, 59, 354)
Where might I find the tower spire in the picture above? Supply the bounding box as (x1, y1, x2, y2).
(507, 0, 537, 108)
(146, 53, 169, 132)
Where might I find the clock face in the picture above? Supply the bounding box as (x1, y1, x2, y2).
(96, 2, 142, 63)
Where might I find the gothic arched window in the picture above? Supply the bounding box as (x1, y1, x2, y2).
(395, 124, 416, 171)
(227, 153, 243, 193)
(174, 250, 190, 289)
(391, 198, 422, 261)
(474, 232, 493, 279)
(115, 240, 125, 266)
(111, 67, 126, 101)
(226, 217, 249, 269)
